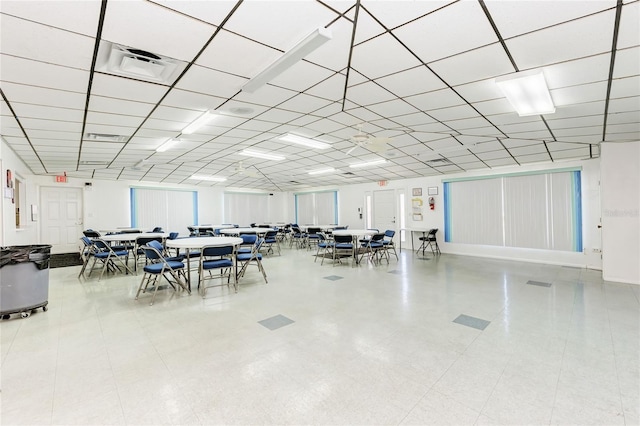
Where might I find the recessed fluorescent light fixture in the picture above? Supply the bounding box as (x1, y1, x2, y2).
(156, 138, 181, 152)
(242, 27, 332, 93)
(182, 110, 217, 134)
(495, 69, 555, 117)
(189, 175, 227, 182)
(308, 167, 335, 175)
(239, 149, 286, 161)
(280, 133, 331, 150)
(349, 159, 387, 168)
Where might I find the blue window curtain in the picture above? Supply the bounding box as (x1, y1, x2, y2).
(294, 191, 338, 225)
(443, 169, 582, 252)
(130, 188, 198, 235)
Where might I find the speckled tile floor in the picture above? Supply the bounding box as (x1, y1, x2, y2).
(1, 245, 638, 425)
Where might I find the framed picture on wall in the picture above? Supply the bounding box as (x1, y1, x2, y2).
(428, 186, 438, 195)
(412, 188, 422, 196)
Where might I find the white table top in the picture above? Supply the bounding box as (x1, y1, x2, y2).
(99, 228, 144, 233)
(219, 227, 274, 235)
(166, 236, 243, 249)
(332, 229, 378, 237)
(189, 224, 235, 229)
(99, 232, 168, 242)
(300, 224, 340, 232)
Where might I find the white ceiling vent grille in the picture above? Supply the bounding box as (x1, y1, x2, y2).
(95, 42, 187, 85)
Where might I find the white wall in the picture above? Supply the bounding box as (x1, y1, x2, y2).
(1, 133, 610, 272)
(601, 142, 640, 284)
(1, 139, 39, 246)
(299, 158, 602, 269)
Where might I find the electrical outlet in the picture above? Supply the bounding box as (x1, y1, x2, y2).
(592, 248, 601, 253)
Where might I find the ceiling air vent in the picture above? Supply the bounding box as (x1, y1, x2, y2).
(95, 42, 188, 85)
(426, 158, 451, 165)
(79, 160, 110, 166)
(84, 133, 128, 143)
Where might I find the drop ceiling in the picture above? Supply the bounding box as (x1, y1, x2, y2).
(1, 0, 638, 191)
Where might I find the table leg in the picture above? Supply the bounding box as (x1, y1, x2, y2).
(185, 248, 191, 292)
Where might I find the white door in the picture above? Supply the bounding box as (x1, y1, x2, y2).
(373, 189, 396, 233)
(40, 186, 83, 254)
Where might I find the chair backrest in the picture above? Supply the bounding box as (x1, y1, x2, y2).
(120, 229, 141, 234)
(254, 238, 265, 252)
(241, 234, 257, 245)
(168, 232, 179, 240)
(384, 229, 395, 238)
(81, 236, 94, 248)
(83, 230, 101, 238)
(264, 230, 278, 239)
(292, 226, 303, 234)
(307, 227, 321, 235)
(136, 236, 162, 247)
(152, 227, 163, 232)
(427, 229, 438, 240)
(93, 239, 111, 251)
(202, 245, 234, 257)
(147, 240, 164, 252)
(334, 235, 353, 244)
(142, 243, 164, 261)
(371, 233, 385, 242)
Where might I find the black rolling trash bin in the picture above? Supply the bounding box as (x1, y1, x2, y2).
(0, 244, 52, 319)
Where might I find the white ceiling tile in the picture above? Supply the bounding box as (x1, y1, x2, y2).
(0, 0, 102, 36)
(91, 73, 167, 103)
(430, 43, 515, 86)
(405, 89, 465, 112)
(613, 47, 640, 79)
(176, 65, 247, 99)
(1, 55, 89, 92)
(270, 61, 336, 93)
(543, 53, 611, 89)
(362, 1, 452, 29)
(506, 10, 616, 70)
(550, 101, 606, 120)
(162, 89, 226, 111)
(346, 81, 396, 106)
(454, 78, 505, 103)
(1, 82, 86, 110)
(351, 33, 421, 80)
(154, 1, 238, 27)
(89, 96, 156, 117)
(366, 99, 420, 119)
(375, 66, 446, 98)
(394, 1, 497, 63)
(617, 2, 640, 49)
(86, 111, 145, 128)
(551, 81, 609, 106)
(609, 76, 640, 99)
(305, 74, 348, 102)
(312, 17, 358, 72)
(197, 30, 280, 78)
(278, 94, 332, 115)
(12, 103, 83, 123)
(517, 152, 554, 164)
(428, 105, 479, 122)
(485, 0, 616, 39)
(101, 1, 216, 62)
(225, 1, 337, 50)
(1, 14, 95, 70)
(607, 97, 640, 114)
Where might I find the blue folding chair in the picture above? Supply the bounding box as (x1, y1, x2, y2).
(135, 241, 189, 305)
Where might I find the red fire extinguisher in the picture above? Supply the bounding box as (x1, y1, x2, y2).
(428, 197, 435, 210)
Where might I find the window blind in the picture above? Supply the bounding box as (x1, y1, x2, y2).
(444, 169, 582, 252)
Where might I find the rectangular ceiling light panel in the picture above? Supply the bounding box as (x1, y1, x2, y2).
(349, 159, 387, 168)
(239, 149, 286, 161)
(495, 69, 555, 117)
(189, 175, 227, 182)
(156, 139, 181, 152)
(242, 27, 332, 93)
(182, 110, 217, 134)
(280, 133, 331, 149)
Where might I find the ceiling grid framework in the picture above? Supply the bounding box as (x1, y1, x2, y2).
(0, 0, 638, 190)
